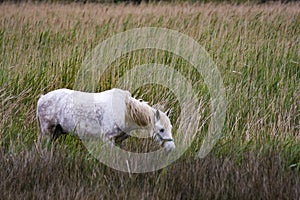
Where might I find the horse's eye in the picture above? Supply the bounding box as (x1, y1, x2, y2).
(159, 128, 164, 133)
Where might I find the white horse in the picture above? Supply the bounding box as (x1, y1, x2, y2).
(36, 88, 175, 152)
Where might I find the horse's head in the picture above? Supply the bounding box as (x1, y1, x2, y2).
(152, 109, 175, 153)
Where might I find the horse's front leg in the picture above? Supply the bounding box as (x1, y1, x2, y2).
(114, 132, 131, 147)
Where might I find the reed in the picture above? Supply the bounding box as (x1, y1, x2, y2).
(0, 2, 299, 199)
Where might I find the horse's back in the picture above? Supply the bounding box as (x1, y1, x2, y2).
(37, 88, 131, 114)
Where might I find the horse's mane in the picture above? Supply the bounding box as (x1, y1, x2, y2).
(125, 96, 153, 127)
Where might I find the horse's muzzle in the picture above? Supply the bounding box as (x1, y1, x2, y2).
(164, 141, 176, 153)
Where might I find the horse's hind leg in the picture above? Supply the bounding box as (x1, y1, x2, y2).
(52, 124, 67, 141)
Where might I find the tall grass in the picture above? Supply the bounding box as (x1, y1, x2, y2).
(0, 2, 299, 199)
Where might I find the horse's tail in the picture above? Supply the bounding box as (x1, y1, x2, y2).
(36, 94, 44, 123)
(36, 94, 45, 141)
(36, 96, 41, 147)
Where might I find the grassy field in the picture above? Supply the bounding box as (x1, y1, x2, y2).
(0, 2, 299, 199)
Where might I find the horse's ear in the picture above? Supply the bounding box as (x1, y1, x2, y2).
(165, 108, 171, 117)
(155, 110, 160, 121)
